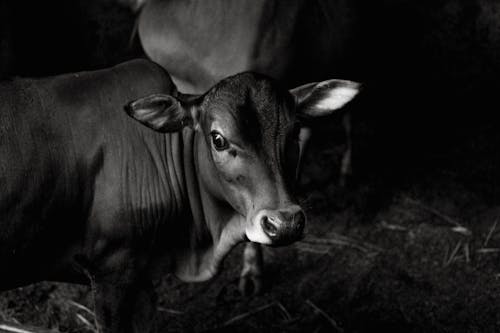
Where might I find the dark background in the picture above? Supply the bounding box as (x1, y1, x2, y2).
(1, 0, 500, 332)
(2, 0, 499, 193)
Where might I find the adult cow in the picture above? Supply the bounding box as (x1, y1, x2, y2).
(135, 0, 359, 295)
(0, 59, 359, 332)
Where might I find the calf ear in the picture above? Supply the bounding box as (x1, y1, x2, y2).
(291, 80, 361, 119)
(124, 93, 198, 132)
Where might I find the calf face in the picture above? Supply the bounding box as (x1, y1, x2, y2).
(126, 72, 359, 247)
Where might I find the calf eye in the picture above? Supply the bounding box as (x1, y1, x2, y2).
(210, 131, 229, 151)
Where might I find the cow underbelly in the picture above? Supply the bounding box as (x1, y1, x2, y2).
(0, 240, 88, 291)
(0, 257, 84, 289)
(0, 207, 89, 290)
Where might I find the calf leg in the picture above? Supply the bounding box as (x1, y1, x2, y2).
(297, 126, 312, 180)
(239, 242, 263, 296)
(91, 273, 157, 333)
(77, 255, 157, 333)
(340, 112, 352, 187)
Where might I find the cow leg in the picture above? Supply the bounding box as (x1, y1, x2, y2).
(86, 269, 157, 333)
(239, 242, 263, 296)
(297, 126, 312, 181)
(340, 112, 352, 187)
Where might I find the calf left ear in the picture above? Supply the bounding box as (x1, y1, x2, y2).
(291, 80, 361, 119)
(124, 93, 198, 132)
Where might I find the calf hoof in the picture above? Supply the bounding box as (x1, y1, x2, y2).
(239, 243, 263, 296)
(239, 271, 262, 296)
(339, 173, 351, 188)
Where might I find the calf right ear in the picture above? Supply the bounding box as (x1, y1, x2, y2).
(124, 93, 198, 132)
(291, 80, 361, 119)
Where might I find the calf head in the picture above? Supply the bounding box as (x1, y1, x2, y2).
(125, 72, 359, 277)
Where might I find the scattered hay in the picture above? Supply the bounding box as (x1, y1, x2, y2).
(219, 301, 293, 327)
(404, 197, 472, 236)
(443, 240, 463, 266)
(221, 302, 275, 327)
(483, 217, 498, 247)
(75, 314, 96, 333)
(68, 300, 96, 332)
(476, 248, 500, 254)
(305, 300, 344, 333)
(0, 322, 60, 333)
(157, 307, 184, 315)
(297, 234, 383, 257)
(380, 220, 408, 231)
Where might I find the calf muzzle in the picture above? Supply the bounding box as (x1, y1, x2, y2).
(260, 206, 305, 246)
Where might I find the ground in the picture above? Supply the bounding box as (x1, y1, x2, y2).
(1, 0, 500, 332)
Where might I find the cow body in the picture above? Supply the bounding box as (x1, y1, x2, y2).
(1, 59, 179, 289)
(0, 59, 359, 332)
(138, 0, 356, 92)
(0, 59, 242, 332)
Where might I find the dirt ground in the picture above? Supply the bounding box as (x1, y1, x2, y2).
(1, 0, 500, 332)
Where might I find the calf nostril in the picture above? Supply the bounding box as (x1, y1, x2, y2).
(261, 216, 278, 238)
(294, 211, 306, 232)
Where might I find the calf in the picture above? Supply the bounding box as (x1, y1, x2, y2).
(0, 59, 359, 332)
(136, 0, 359, 294)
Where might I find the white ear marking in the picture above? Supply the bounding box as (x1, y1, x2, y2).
(316, 86, 360, 111)
(292, 79, 361, 118)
